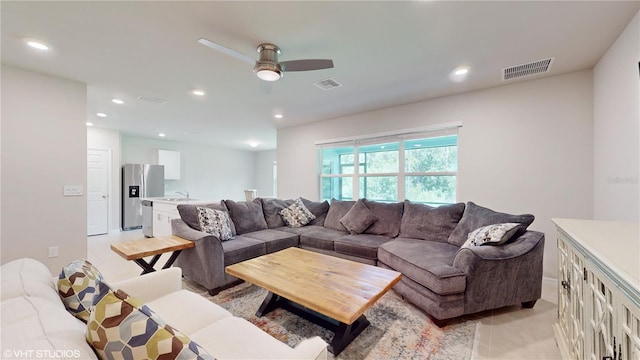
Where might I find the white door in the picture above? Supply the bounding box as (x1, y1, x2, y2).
(87, 149, 110, 235)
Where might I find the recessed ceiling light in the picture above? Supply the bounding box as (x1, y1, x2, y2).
(26, 40, 49, 50)
(111, 98, 124, 105)
(86, 122, 94, 127)
(454, 68, 469, 76)
(274, 114, 283, 119)
(158, 133, 166, 137)
(449, 66, 471, 83)
(192, 89, 205, 96)
(248, 142, 259, 148)
(96, 112, 107, 118)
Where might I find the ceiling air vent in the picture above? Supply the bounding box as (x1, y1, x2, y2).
(314, 78, 342, 91)
(136, 95, 167, 104)
(502, 57, 555, 81)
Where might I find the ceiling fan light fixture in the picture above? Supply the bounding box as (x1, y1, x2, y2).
(255, 63, 283, 81)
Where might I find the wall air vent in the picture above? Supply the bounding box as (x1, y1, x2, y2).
(136, 95, 168, 104)
(502, 57, 555, 81)
(314, 78, 342, 91)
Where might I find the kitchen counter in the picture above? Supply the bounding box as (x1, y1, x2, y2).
(142, 197, 218, 206)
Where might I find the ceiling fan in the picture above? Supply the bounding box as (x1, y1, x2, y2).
(198, 38, 334, 82)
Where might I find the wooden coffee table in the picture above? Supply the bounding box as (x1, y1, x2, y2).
(110, 235, 194, 275)
(225, 247, 401, 355)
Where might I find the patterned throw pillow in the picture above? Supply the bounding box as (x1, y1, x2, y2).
(280, 198, 316, 228)
(197, 206, 234, 241)
(87, 282, 214, 360)
(58, 259, 104, 322)
(465, 223, 521, 247)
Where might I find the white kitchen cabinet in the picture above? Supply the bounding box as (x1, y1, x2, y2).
(158, 150, 181, 180)
(552, 218, 640, 360)
(152, 201, 181, 237)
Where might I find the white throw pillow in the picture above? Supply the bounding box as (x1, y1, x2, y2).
(197, 206, 234, 241)
(280, 198, 316, 228)
(465, 222, 521, 247)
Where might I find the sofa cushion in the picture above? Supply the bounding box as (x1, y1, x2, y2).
(57, 259, 104, 322)
(224, 199, 269, 235)
(87, 284, 213, 360)
(299, 227, 348, 251)
(323, 199, 355, 232)
(221, 236, 266, 266)
(261, 198, 294, 228)
(361, 199, 404, 237)
(280, 198, 316, 227)
(399, 201, 465, 242)
(276, 225, 326, 236)
(339, 199, 378, 234)
(178, 202, 236, 235)
(146, 289, 233, 336)
(301, 198, 330, 226)
(448, 202, 535, 246)
(0, 258, 61, 304)
(197, 206, 234, 241)
(243, 229, 299, 253)
(334, 234, 392, 260)
(1, 296, 98, 359)
(378, 238, 466, 295)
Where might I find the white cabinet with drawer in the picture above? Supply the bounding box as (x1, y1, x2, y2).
(152, 201, 181, 237)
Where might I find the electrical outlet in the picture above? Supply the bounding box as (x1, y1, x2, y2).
(48, 246, 59, 258)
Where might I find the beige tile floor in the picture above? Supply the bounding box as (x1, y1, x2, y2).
(88, 230, 562, 360)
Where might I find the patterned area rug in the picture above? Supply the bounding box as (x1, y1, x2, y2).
(186, 281, 479, 359)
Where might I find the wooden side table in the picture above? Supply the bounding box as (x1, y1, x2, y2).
(110, 235, 194, 275)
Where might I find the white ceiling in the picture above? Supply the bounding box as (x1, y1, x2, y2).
(2, 1, 638, 150)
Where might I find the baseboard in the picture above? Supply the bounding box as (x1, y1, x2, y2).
(543, 276, 557, 286)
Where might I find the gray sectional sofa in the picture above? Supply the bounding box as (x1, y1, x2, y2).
(171, 197, 544, 324)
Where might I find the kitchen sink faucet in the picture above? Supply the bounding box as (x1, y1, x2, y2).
(175, 191, 189, 200)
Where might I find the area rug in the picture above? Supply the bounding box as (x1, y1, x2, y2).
(186, 281, 479, 359)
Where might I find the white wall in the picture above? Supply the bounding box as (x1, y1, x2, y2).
(87, 127, 122, 231)
(278, 70, 595, 279)
(255, 150, 277, 198)
(593, 10, 640, 222)
(1, 65, 87, 273)
(121, 135, 256, 201)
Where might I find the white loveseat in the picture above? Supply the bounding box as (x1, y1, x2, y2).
(0, 258, 327, 360)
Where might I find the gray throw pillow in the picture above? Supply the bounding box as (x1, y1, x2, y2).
(448, 202, 535, 246)
(339, 199, 378, 234)
(398, 201, 465, 242)
(324, 199, 356, 232)
(177, 203, 236, 235)
(361, 199, 404, 237)
(223, 199, 268, 235)
(301, 198, 330, 226)
(261, 198, 294, 228)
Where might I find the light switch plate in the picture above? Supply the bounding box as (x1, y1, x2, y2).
(63, 185, 83, 196)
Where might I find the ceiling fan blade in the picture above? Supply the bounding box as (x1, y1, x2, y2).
(198, 38, 255, 65)
(280, 59, 334, 72)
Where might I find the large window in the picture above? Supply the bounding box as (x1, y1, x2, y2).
(319, 131, 457, 206)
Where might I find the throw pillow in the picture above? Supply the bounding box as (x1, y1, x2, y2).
(339, 199, 378, 234)
(260, 198, 294, 228)
(87, 282, 214, 360)
(398, 201, 466, 242)
(467, 222, 522, 246)
(324, 199, 356, 232)
(58, 259, 104, 322)
(447, 202, 535, 247)
(197, 206, 234, 241)
(361, 199, 404, 237)
(280, 198, 316, 227)
(177, 203, 236, 235)
(300, 198, 330, 226)
(223, 199, 268, 235)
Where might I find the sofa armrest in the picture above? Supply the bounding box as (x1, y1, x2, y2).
(110, 267, 182, 302)
(452, 230, 545, 314)
(171, 219, 226, 291)
(287, 337, 328, 360)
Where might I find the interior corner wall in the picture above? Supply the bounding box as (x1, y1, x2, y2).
(87, 127, 122, 232)
(593, 10, 640, 222)
(255, 150, 277, 198)
(278, 70, 594, 279)
(1, 65, 87, 273)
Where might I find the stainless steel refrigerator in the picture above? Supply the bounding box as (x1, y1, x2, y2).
(122, 164, 165, 230)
